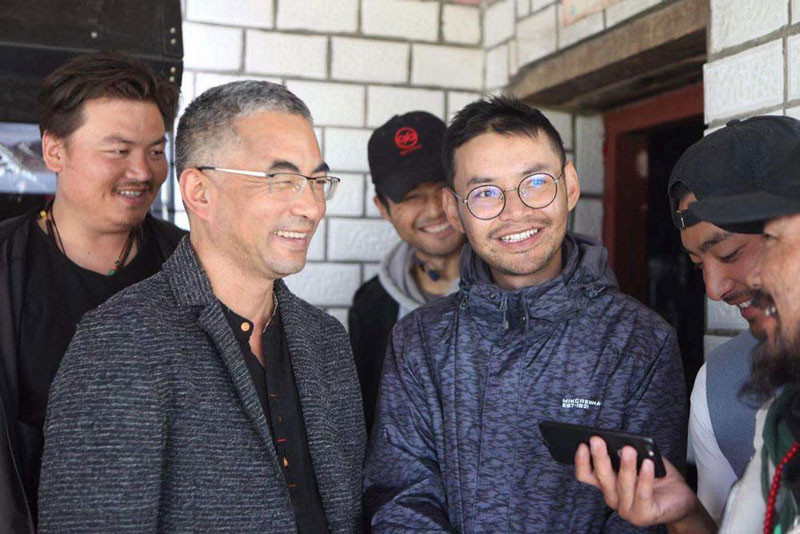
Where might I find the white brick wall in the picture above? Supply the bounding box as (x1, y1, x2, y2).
(307, 220, 326, 261)
(795, 0, 800, 23)
(575, 115, 605, 195)
(516, 0, 531, 18)
(245, 31, 327, 78)
(484, 0, 516, 48)
(276, 0, 358, 33)
(362, 0, 440, 42)
(186, 0, 273, 28)
(486, 45, 510, 90)
(558, 7, 605, 49)
(331, 37, 410, 84)
(323, 128, 372, 172)
(442, 5, 481, 45)
(572, 198, 603, 239)
(412, 45, 484, 90)
(286, 81, 365, 127)
(704, 40, 784, 123)
(326, 173, 366, 217)
(710, 0, 788, 53)
(605, 0, 661, 27)
(515, 6, 557, 65)
(787, 34, 800, 101)
(283, 263, 361, 306)
(542, 109, 573, 150)
(366, 86, 445, 128)
(327, 218, 398, 261)
(183, 23, 242, 70)
(447, 91, 483, 122)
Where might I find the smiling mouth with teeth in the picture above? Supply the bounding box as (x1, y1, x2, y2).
(117, 190, 147, 197)
(500, 228, 539, 243)
(737, 300, 752, 309)
(275, 230, 309, 239)
(420, 222, 451, 233)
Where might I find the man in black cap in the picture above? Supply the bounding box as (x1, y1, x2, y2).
(667, 116, 800, 523)
(576, 133, 800, 533)
(349, 111, 464, 433)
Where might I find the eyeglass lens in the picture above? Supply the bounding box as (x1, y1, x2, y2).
(268, 173, 338, 201)
(465, 173, 557, 219)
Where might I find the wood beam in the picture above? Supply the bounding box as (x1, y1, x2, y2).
(507, 0, 708, 112)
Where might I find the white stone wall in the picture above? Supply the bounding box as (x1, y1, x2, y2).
(486, 1, 671, 244)
(175, 0, 619, 321)
(702, 0, 800, 339)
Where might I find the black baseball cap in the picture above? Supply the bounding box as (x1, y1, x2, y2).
(692, 140, 800, 229)
(368, 111, 446, 203)
(667, 116, 800, 233)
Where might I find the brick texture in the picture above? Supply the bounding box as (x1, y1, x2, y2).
(366, 86, 445, 128)
(283, 263, 361, 306)
(331, 37, 410, 84)
(516, 6, 557, 66)
(361, 0, 440, 42)
(442, 4, 481, 45)
(704, 39, 784, 122)
(186, 0, 273, 28)
(324, 128, 373, 172)
(276, 0, 358, 33)
(286, 81, 365, 127)
(183, 23, 242, 70)
(245, 31, 327, 78)
(710, 0, 787, 53)
(484, 0, 516, 48)
(412, 44, 484, 90)
(327, 218, 399, 261)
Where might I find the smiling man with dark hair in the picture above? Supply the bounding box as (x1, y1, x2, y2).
(363, 96, 686, 533)
(0, 51, 183, 532)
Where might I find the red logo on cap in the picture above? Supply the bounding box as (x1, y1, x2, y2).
(394, 127, 422, 156)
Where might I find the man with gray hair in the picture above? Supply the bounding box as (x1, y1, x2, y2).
(38, 81, 366, 533)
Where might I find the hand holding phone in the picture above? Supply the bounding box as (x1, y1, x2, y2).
(539, 420, 667, 478)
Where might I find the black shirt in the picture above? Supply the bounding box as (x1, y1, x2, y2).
(18, 215, 167, 516)
(222, 302, 329, 534)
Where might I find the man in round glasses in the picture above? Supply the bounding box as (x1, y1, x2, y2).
(349, 111, 464, 434)
(363, 96, 686, 532)
(38, 81, 365, 532)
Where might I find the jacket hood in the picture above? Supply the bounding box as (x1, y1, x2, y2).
(378, 240, 428, 318)
(457, 232, 618, 328)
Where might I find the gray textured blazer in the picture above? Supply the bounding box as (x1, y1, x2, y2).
(38, 238, 366, 533)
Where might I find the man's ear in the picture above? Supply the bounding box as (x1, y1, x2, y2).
(41, 131, 66, 173)
(563, 160, 581, 211)
(179, 168, 213, 222)
(373, 196, 392, 221)
(442, 186, 465, 233)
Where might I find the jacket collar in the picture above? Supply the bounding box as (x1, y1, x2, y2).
(457, 233, 616, 328)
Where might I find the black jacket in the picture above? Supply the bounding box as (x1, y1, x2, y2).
(0, 211, 184, 533)
(348, 276, 398, 434)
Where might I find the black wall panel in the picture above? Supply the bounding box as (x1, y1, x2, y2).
(0, 0, 183, 123)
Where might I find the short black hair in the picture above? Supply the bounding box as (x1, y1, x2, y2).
(442, 96, 566, 188)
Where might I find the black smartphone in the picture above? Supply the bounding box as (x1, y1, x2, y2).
(538, 420, 667, 478)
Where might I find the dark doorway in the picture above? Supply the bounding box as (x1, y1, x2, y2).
(604, 84, 706, 395)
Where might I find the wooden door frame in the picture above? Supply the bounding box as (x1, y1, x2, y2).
(602, 83, 704, 271)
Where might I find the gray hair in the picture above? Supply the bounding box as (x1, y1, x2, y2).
(175, 80, 312, 176)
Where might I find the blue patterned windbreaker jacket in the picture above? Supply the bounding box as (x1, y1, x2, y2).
(363, 233, 687, 533)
